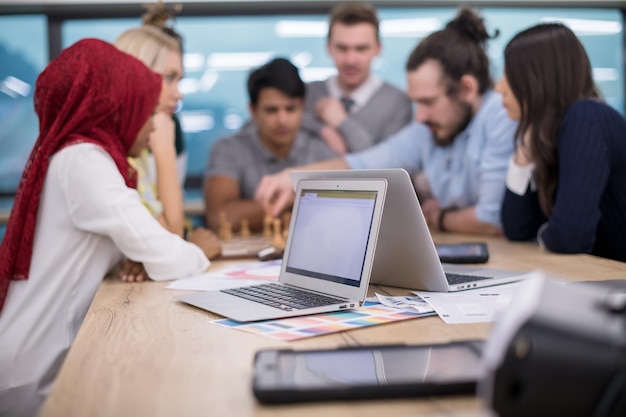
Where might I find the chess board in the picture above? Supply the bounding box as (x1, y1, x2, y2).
(217, 212, 291, 259)
(218, 234, 273, 259)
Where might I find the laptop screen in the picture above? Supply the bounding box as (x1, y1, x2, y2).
(285, 189, 378, 287)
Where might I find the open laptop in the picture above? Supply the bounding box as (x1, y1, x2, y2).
(290, 169, 531, 292)
(176, 178, 387, 322)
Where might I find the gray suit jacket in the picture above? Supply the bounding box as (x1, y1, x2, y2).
(302, 80, 412, 152)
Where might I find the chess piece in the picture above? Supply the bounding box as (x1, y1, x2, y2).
(220, 221, 233, 241)
(218, 210, 232, 241)
(240, 218, 251, 237)
(263, 214, 273, 238)
(279, 211, 290, 244)
(218, 210, 227, 226)
(281, 211, 291, 231)
(272, 218, 285, 249)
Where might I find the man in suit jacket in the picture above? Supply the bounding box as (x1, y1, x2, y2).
(302, 2, 412, 155)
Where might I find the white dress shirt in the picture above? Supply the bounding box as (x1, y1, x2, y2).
(0, 143, 209, 417)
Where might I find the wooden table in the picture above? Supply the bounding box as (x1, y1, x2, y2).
(40, 234, 626, 417)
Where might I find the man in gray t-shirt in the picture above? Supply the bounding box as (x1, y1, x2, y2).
(204, 58, 335, 233)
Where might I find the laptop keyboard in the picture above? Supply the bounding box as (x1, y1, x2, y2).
(445, 272, 493, 285)
(222, 283, 346, 311)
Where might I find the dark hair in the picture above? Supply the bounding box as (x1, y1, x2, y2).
(142, 1, 184, 53)
(406, 7, 497, 95)
(504, 23, 600, 215)
(247, 58, 305, 106)
(328, 2, 380, 42)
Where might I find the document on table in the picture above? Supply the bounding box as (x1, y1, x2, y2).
(375, 293, 435, 315)
(413, 281, 529, 324)
(165, 260, 281, 291)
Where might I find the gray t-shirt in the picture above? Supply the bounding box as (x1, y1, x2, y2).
(206, 124, 337, 199)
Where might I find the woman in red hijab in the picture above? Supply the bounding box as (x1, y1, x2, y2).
(0, 39, 216, 416)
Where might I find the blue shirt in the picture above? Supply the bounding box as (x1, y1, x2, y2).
(345, 90, 517, 227)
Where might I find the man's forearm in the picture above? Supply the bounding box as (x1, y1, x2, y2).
(289, 158, 350, 172)
(254, 158, 350, 217)
(441, 206, 502, 236)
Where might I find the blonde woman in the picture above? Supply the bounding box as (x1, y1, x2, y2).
(115, 14, 185, 237)
(114, 7, 221, 281)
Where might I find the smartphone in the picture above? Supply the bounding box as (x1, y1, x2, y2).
(435, 242, 489, 264)
(257, 246, 284, 261)
(252, 340, 484, 404)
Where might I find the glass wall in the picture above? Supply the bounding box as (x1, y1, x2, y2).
(62, 7, 625, 191)
(0, 6, 623, 203)
(0, 14, 47, 194)
(0, 14, 48, 240)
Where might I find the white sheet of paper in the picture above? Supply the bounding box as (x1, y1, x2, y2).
(375, 293, 435, 314)
(207, 260, 282, 280)
(164, 274, 271, 291)
(413, 281, 529, 324)
(165, 260, 281, 291)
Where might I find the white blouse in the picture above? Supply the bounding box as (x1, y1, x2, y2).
(506, 155, 536, 196)
(0, 144, 209, 416)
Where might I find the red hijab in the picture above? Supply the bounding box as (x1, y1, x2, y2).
(0, 38, 161, 311)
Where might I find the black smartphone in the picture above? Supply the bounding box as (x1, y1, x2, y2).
(435, 242, 489, 264)
(257, 246, 284, 261)
(252, 340, 484, 404)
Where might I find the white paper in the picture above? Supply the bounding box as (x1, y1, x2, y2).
(165, 274, 271, 291)
(413, 281, 528, 324)
(375, 293, 435, 315)
(165, 260, 281, 291)
(205, 260, 282, 280)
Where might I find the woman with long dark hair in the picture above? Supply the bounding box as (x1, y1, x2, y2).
(497, 23, 626, 262)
